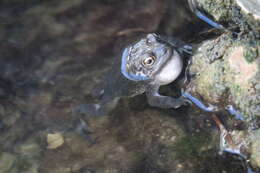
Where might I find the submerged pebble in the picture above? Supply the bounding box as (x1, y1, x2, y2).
(250, 129, 260, 167)
(47, 132, 64, 149)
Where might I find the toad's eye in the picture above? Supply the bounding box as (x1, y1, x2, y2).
(142, 55, 156, 67)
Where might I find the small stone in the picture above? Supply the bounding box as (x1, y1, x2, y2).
(47, 132, 64, 149)
(0, 152, 16, 173)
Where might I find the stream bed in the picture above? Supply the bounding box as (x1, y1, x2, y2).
(0, 0, 259, 172)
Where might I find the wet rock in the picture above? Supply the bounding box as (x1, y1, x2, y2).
(224, 46, 260, 121)
(250, 129, 260, 167)
(0, 152, 16, 173)
(23, 166, 38, 173)
(235, 0, 260, 20)
(197, 0, 260, 34)
(10, 139, 42, 173)
(189, 35, 231, 103)
(197, 0, 233, 22)
(227, 47, 257, 83)
(0, 117, 30, 151)
(0, 104, 21, 128)
(14, 139, 42, 157)
(189, 35, 260, 122)
(14, 156, 40, 173)
(187, 1, 259, 168)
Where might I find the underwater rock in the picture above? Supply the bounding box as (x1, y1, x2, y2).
(11, 138, 43, 173)
(0, 104, 21, 128)
(14, 139, 42, 157)
(189, 35, 231, 103)
(0, 152, 16, 173)
(250, 129, 260, 167)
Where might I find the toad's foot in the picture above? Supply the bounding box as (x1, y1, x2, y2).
(72, 104, 104, 117)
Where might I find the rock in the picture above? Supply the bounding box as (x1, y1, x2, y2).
(189, 34, 260, 122)
(250, 129, 260, 167)
(189, 35, 231, 103)
(227, 47, 257, 85)
(0, 152, 16, 173)
(235, 0, 260, 20)
(47, 132, 64, 149)
(197, 0, 260, 34)
(15, 139, 42, 157)
(0, 104, 21, 128)
(23, 166, 38, 173)
(197, 0, 233, 22)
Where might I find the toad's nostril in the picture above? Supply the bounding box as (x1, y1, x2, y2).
(146, 33, 157, 43)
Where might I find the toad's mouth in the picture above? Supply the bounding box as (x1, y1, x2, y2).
(121, 46, 150, 82)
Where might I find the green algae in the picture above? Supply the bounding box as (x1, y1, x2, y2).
(244, 46, 259, 63)
(171, 132, 212, 160)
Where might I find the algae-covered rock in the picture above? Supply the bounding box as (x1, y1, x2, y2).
(0, 152, 16, 173)
(189, 34, 233, 103)
(188, 0, 260, 169)
(250, 129, 260, 167)
(190, 37, 260, 121)
(189, 0, 260, 122)
(15, 139, 42, 157)
(197, 0, 260, 33)
(235, 0, 260, 20)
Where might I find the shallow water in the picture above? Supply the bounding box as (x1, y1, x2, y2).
(0, 0, 259, 173)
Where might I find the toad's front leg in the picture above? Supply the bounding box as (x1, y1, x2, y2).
(146, 85, 188, 109)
